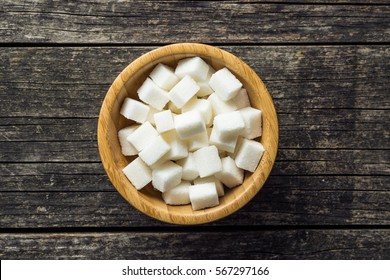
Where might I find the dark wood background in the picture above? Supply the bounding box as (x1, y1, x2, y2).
(1, 0, 389, 259)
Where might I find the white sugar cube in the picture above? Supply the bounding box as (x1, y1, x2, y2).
(152, 161, 183, 192)
(150, 154, 169, 170)
(182, 98, 213, 126)
(232, 88, 251, 109)
(154, 110, 175, 133)
(228, 136, 243, 159)
(215, 156, 244, 188)
(162, 181, 191, 205)
(120, 97, 150, 123)
(234, 138, 264, 172)
(149, 63, 180, 91)
(161, 130, 188, 160)
(118, 125, 139, 156)
(146, 106, 161, 126)
(193, 145, 222, 178)
(138, 135, 170, 166)
(209, 127, 238, 153)
(177, 152, 199, 181)
(196, 81, 214, 97)
(239, 107, 262, 139)
(175, 57, 210, 81)
(187, 129, 209, 152)
(137, 77, 169, 110)
(169, 75, 200, 108)
(122, 157, 152, 190)
(127, 121, 158, 152)
(189, 183, 219, 210)
(194, 176, 224, 197)
(206, 66, 216, 82)
(209, 67, 242, 101)
(213, 111, 245, 140)
(174, 110, 206, 139)
(207, 93, 237, 116)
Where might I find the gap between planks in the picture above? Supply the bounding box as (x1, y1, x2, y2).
(1, 224, 390, 234)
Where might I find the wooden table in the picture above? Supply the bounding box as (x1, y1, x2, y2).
(1, 1, 389, 259)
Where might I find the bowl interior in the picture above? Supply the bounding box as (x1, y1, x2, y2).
(98, 43, 278, 224)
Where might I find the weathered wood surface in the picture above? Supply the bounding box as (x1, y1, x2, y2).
(1, 0, 389, 259)
(1, 1, 390, 44)
(1, 230, 389, 259)
(1, 180, 389, 228)
(0, 142, 388, 174)
(1, 46, 389, 118)
(0, 44, 388, 229)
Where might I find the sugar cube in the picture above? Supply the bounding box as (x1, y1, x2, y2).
(232, 88, 251, 109)
(209, 127, 238, 153)
(207, 93, 237, 116)
(122, 157, 152, 190)
(194, 176, 224, 197)
(154, 110, 175, 133)
(152, 161, 183, 192)
(174, 110, 206, 139)
(186, 129, 209, 152)
(196, 81, 214, 97)
(169, 75, 200, 108)
(193, 145, 222, 178)
(209, 67, 242, 101)
(120, 97, 150, 123)
(138, 135, 170, 166)
(213, 111, 245, 140)
(146, 106, 161, 126)
(177, 152, 199, 181)
(205, 65, 216, 82)
(161, 130, 188, 161)
(234, 138, 264, 172)
(127, 121, 158, 152)
(239, 107, 262, 139)
(118, 125, 139, 156)
(175, 57, 210, 81)
(182, 98, 213, 126)
(162, 181, 191, 205)
(215, 156, 244, 188)
(149, 63, 180, 91)
(137, 77, 169, 110)
(189, 183, 219, 210)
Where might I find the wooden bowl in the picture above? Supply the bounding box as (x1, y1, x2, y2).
(98, 43, 278, 224)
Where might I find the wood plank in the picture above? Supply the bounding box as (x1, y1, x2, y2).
(1, 230, 389, 259)
(0, 160, 388, 192)
(1, 1, 389, 43)
(0, 176, 389, 227)
(1, 109, 388, 149)
(0, 46, 388, 119)
(265, 1, 390, 3)
(1, 141, 388, 174)
(0, 118, 97, 142)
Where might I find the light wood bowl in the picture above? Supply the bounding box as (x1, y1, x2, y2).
(98, 43, 278, 224)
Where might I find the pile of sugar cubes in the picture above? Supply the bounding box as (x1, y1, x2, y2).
(119, 57, 264, 211)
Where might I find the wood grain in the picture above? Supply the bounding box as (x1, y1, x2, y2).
(0, 142, 387, 174)
(1, 46, 388, 118)
(1, 0, 389, 258)
(1, 186, 389, 228)
(1, 1, 389, 44)
(0, 44, 388, 228)
(1, 230, 389, 259)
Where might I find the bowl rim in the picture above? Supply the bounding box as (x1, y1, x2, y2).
(98, 43, 279, 225)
